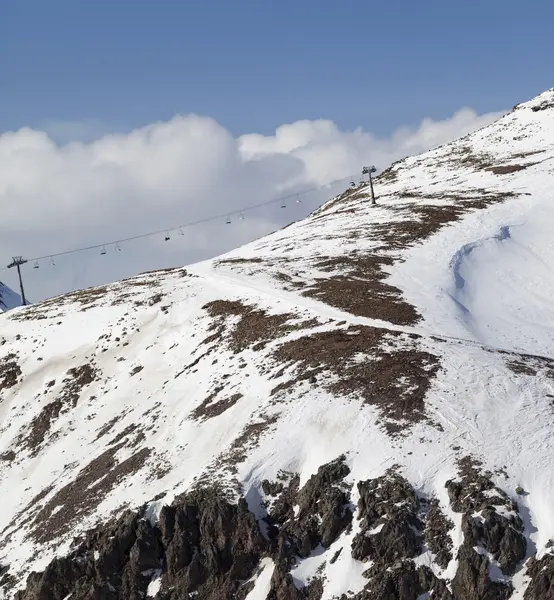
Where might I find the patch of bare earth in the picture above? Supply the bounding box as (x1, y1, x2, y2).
(191, 392, 243, 421)
(24, 364, 98, 454)
(0, 352, 22, 392)
(12, 287, 109, 320)
(302, 188, 516, 326)
(304, 255, 419, 325)
(29, 443, 151, 543)
(202, 300, 318, 353)
(504, 354, 554, 380)
(217, 415, 280, 474)
(272, 326, 440, 434)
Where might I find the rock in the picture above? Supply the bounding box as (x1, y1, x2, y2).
(352, 469, 422, 563)
(452, 542, 513, 600)
(524, 554, 554, 599)
(265, 456, 353, 559)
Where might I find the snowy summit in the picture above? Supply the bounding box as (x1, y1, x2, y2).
(1, 88, 554, 600)
(0, 282, 21, 313)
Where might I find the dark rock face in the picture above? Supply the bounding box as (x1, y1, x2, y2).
(447, 457, 526, 599)
(15, 489, 265, 600)
(524, 553, 554, 599)
(425, 498, 454, 568)
(265, 456, 353, 559)
(12, 456, 534, 600)
(352, 470, 422, 565)
(158, 490, 266, 598)
(16, 511, 162, 600)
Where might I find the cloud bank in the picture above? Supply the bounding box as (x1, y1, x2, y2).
(0, 106, 504, 301)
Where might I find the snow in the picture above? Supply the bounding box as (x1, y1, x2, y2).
(146, 570, 162, 597)
(1, 88, 554, 598)
(244, 559, 275, 600)
(0, 281, 21, 312)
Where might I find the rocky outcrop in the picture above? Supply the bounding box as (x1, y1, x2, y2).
(264, 456, 353, 559)
(352, 470, 422, 565)
(524, 553, 554, 599)
(15, 488, 266, 600)
(12, 457, 532, 600)
(447, 457, 526, 599)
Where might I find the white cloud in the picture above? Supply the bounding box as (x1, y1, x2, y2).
(0, 106, 505, 302)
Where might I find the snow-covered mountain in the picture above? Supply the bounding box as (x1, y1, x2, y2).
(1, 88, 554, 600)
(0, 282, 21, 312)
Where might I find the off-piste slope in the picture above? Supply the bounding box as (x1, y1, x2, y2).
(1, 89, 554, 600)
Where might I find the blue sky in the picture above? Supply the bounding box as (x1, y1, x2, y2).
(2, 0, 552, 138)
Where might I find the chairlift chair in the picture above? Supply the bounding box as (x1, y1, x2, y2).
(226, 216, 231, 224)
(100, 246, 107, 255)
(164, 233, 171, 242)
(281, 200, 287, 208)
(33, 261, 39, 269)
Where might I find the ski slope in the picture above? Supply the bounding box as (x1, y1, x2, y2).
(1, 88, 554, 599)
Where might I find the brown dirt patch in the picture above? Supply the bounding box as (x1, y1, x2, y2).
(304, 255, 419, 325)
(202, 300, 318, 353)
(0, 353, 21, 391)
(191, 392, 243, 421)
(217, 415, 279, 473)
(24, 363, 98, 454)
(215, 258, 264, 265)
(273, 325, 440, 434)
(94, 415, 123, 441)
(30, 444, 151, 543)
(486, 164, 534, 174)
(302, 190, 516, 326)
(13, 287, 110, 320)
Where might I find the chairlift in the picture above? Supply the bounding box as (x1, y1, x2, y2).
(49, 256, 56, 267)
(33, 260, 39, 269)
(115, 243, 122, 252)
(100, 246, 107, 256)
(295, 195, 301, 203)
(164, 232, 171, 242)
(350, 180, 356, 188)
(225, 216, 231, 224)
(239, 212, 245, 220)
(281, 200, 287, 209)
(178, 228, 185, 236)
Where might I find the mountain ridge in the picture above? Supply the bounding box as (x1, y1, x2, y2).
(1, 87, 554, 600)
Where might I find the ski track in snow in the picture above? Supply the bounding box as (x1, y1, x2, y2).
(1, 89, 554, 598)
